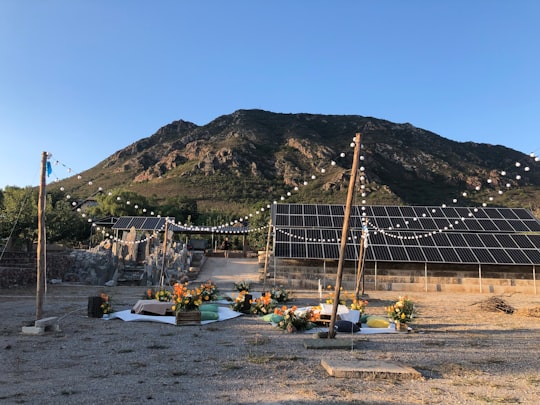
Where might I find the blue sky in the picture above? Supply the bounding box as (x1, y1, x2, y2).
(1, 0, 539, 189)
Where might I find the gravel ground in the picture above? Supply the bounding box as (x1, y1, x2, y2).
(1, 281, 540, 404)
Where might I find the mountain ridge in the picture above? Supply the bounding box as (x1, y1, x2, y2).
(52, 109, 540, 217)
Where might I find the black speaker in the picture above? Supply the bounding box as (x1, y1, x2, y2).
(242, 294, 252, 313)
(88, 296, 104, 318)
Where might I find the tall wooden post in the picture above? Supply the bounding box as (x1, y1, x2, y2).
(328, 133, 362, 337)
(354, 224, 366, 299)
(354, 218, 367, 300)
(159, 218, 170, 288)
(36, 151, 47, 320)
(262, 217, 273, 290)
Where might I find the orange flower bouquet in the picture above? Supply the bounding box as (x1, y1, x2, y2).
(171, 282, 202, 312)
(274, 305, 318, 333)
(250, 292, 276, 315)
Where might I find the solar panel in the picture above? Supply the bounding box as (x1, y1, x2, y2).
(505, 249, 531, 264)
(406, 246, 426, 262)
(112, 216, 167, 231)
(454, 248, 477, 263)
(472, 249, 497, 263)
(422, 247, 444, 262)
(462, 233, 484, 248)
(271, 204, 540, 265)
(488, 249, 514, 264)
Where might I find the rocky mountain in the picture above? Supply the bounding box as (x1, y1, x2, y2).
(53, 109, 540, 216)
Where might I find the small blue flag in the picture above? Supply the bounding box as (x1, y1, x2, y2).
(46, 161, 52, 177)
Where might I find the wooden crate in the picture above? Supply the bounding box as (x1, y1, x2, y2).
(175, 311, 201, 326)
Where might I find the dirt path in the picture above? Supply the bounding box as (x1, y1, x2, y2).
(193, 257, 261, 291)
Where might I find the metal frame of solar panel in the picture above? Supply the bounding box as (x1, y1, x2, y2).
(272, 204, 540, 265)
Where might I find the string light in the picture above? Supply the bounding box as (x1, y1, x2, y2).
(46, 139, 538, 244)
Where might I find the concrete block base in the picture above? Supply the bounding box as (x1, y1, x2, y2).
(21, 317, 61, 335)
(321, 359, 423, 380)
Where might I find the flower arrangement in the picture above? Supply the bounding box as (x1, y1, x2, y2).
(386, 296, 415, 324)
(199, 279, 219, 302)
(231, 290, 251, 313)
(350, 297, 368, 313)
(270, 286, 290, 303)
(171, 282, 202, 312)
(323, 288, 367, 312)
(324, 285, 346, 305)
(145, 288, 173, 302)
(250, 292, 276, 315)
(273, 305, 318, 333)
(100, 292, 113, 314)
(234, 280, 251, 292)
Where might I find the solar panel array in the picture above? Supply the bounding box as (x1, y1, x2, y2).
(112, 216, 168, 231)
(111, 216, 249, 234)
(272, 204, 540, 265)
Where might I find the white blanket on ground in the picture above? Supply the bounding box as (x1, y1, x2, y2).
(305, 324, 402, 334)
(108, 306, 243, 325)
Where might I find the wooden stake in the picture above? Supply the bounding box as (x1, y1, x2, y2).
(328, 133, 362, 337)
(36, 151, 47, 320)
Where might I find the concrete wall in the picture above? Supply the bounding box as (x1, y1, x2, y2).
(263, 258, 538, 295)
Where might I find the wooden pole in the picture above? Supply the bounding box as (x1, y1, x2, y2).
(328, 133, 362, 338)
(159, 218, 169, 288)
(36, 151, 47, 321)
(262, 217, 273, 290)
(354, 217, 367, 299)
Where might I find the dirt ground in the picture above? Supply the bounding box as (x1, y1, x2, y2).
(1, 260, 540, 404)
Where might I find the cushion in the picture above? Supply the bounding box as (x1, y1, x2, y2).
(270, 314, 284, 323)
(199, 303, 219, 313)
(200, 311, 219, 321)
(366, 316, 390, 328)
(335, 320, 360, 333)
(360, 314, 370, 324)
(261, 314, 274, 322)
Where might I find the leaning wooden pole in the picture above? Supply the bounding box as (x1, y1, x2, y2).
(328, 133, 362, 338)
(354, 230, 365, 299)
(262, 217, 273, 290)
(36, 151, 47, 321)
(159, 218, 170, 288)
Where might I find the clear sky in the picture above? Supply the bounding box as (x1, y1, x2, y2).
(1, 0, 539, 189)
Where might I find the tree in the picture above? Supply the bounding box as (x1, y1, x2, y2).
(89, 190, 152, 217)
(160, 197, 199, 224)
(0, 187, 39, 251)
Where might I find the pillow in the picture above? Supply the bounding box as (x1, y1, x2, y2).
(261, 313, 274, 322)
(335, 320, 360, 333)
(366, 316, 390, 328)
(200, 311, 219, 321)
(199, 303, 219, 313)
(360, 314, 370, 324)
(270, 314, 284, 323)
